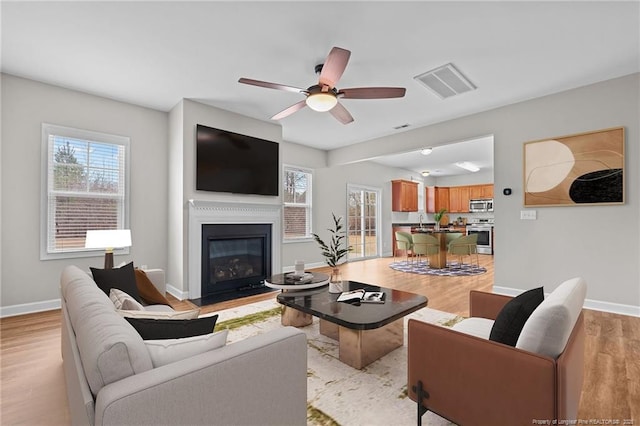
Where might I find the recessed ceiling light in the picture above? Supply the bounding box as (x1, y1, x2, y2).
(421, 171, 430, 177)
(455, 161, 480, 172)
(420, 148, 433, 156)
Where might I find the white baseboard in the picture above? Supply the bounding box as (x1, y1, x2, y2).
(493, 285, 640, 317)
(0, 298, 61, 318)
(166, 283, 190, 301)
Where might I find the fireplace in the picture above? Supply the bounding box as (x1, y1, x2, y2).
(188, 200, 282, 301)
(201, 224, 272, 301)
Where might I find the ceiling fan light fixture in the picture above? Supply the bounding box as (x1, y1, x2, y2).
(420, 147, 433, 156)
(306, 92, 338, 112)
(421, 170, 430, 177)
(455, 161, 480, 172)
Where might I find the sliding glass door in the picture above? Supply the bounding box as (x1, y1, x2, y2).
(347, 185, 381, 261)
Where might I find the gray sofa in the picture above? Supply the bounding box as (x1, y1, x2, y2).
(61, 265, 307, 426)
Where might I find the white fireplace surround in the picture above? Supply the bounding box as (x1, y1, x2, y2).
(188, 200, 282, 300)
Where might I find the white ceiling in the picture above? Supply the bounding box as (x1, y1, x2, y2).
(2, 1, 638, 161)
(370, 135, 494, 177)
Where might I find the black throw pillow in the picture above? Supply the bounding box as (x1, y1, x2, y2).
(91, 262, 143, 304)
(125, 315, 219, 340)
(489, 287, 544, 346)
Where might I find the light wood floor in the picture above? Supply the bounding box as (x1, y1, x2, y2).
(1, 256, 638, 425)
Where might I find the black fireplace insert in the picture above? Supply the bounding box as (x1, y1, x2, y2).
(196, 223, 275, 305)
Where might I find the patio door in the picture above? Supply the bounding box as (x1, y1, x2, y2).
(347, 185, 381, 260)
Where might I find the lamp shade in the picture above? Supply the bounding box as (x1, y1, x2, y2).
(85, 229, 132, 250)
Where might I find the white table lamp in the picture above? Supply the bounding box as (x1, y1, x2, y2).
(85, 229, 132, 269)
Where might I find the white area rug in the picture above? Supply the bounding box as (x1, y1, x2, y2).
(214, 299, 461, 426)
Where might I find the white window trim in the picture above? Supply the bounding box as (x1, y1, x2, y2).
(40, 123, 131, 261)
(282, 164, 314, 242)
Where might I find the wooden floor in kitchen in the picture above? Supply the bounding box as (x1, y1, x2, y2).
(1, 255, 638, 425)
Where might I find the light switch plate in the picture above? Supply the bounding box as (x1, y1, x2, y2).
(520, 210, 537, 220)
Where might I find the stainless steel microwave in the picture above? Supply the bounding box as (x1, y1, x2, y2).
(469, 198, 493, 212)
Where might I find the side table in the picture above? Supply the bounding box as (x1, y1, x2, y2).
(265, 272, 330, 327)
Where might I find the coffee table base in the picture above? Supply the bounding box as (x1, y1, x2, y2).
(281, 306, 313, 327)
(319, 318, 404, 369)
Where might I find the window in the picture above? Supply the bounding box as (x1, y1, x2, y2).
(41, 124, 130, 260)
(283, 166, 312, 240)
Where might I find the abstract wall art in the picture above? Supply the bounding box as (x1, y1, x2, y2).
(523, 127, 624, 207)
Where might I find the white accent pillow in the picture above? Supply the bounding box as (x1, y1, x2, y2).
(110, 288, 145, 311)
(516, 277, 586, 359)
(117, 307, 201, 320)
(144, 329, 229, 367)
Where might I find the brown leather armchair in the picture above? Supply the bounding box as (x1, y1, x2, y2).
(408, 289, 585, 426)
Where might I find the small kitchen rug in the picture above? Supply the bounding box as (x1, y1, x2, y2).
(390, 260, 486, 276)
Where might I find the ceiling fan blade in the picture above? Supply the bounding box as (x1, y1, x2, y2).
(318, 47, 351, 89)
(271, 100, 307, 120)
(238, 77, 305, 94)
(339, 87, 406, 99)
(329, 102, 354, 125)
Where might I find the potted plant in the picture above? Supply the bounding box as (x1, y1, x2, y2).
(433, 208, 447, 231)
(312, 213, 351, 293)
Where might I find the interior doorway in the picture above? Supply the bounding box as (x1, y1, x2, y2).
(347, 184, 381, 261)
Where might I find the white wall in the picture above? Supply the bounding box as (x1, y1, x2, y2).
(167, 99, 284, 294)
(2, 72, 637, 315)
(328, 73, 640, 313)
(0, 74, 169, 310)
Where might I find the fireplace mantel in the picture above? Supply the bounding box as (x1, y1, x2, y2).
(188, 200, 282, 299)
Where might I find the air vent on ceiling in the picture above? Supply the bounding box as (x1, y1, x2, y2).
(393, 123, 411, 130)
(414, 63, 476, 99)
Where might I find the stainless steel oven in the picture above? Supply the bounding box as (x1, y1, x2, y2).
(466, 224, 493, 254)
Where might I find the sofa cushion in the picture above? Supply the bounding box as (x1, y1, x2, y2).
(134, 269, 171, 306)
(110, 288, 145, 311)
(91, 262, 143, 304)
(117, 307, 201, 320)
(516, 277, 586, 358)
(60, 265, 153, 397)
(125, 315, 219, 340)
(452, 317, 494, 339)
(144, 329, 229, 367)
(489, 287, 544, 346)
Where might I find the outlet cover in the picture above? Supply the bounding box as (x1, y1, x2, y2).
(520, 210, 537, 220)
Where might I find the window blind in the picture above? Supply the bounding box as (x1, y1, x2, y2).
(43, 124, 128, 255)
(283, 166, 312, 239)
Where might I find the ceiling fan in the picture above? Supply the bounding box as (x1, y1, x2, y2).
(238, 46, 406, 124)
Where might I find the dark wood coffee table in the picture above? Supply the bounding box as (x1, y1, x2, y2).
(277, 280, 428, 369)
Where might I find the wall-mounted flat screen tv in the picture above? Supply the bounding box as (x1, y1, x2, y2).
(196, 124, 279, 196)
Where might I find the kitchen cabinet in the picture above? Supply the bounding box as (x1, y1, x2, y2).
(435, 187, 449, 213)
(425, 186, 436, 213)
(428, 184, 492, 213)
(392, 180, 418, 212)
(469, 184, 494, 199)
(482, 184, 494, 198)
(449, 186, 470, 213)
